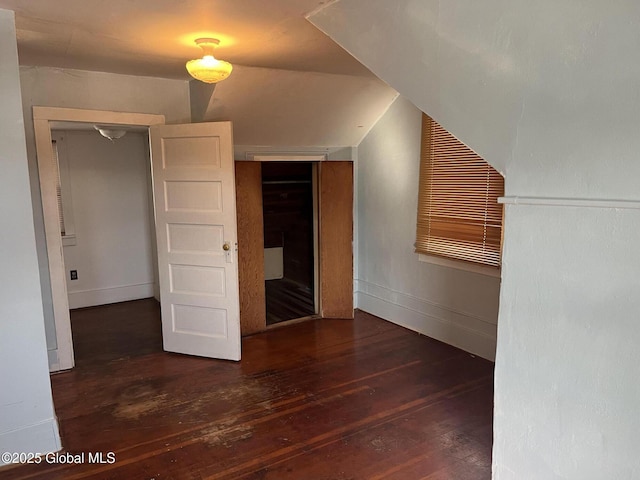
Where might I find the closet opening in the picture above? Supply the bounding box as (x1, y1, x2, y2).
(262, 162, 318, 325)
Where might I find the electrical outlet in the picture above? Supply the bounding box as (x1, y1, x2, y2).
(70, 270, 78, 280)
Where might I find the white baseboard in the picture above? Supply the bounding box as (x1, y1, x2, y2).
(47, 349, 59, 372)
(0, 418, 61, 466)
(67, 282, 155, 309)
(355, 280, 497, 361)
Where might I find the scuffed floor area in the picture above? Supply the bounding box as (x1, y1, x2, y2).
(1, 298, 494, 479)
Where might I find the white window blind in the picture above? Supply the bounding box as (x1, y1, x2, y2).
(415, 114, 504, 268)
(52, 140, 66, 236)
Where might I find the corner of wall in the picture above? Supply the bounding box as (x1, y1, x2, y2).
(0, 7, 61, 459)
(352, 144, 359, 310)
(353, 94, 498, 361)
(189, 80, 216, 123)
(0, 419, 61, 465)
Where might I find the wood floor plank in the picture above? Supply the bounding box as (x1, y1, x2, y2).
(266, 278, 315, 325)
(0, 299, 493, 480)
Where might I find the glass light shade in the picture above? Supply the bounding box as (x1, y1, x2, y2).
(94, 125, 127, 141)
(186, 55, 233, 83)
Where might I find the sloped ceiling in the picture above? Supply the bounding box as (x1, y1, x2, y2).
(309, 0, 516, 174)
(195, 64, 398, 147)
(0, 0, 372, 78)
(310, 0, 640, 199)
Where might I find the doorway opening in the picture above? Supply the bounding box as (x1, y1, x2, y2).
(262, 162, 319, 325)
(33, 107, 165, 372)
(50, 123, 160, 366)
(38, 110, 242, 370)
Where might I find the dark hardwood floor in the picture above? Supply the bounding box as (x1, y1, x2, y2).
(265, 278, 315, 325)
(2, 298, 494, 480)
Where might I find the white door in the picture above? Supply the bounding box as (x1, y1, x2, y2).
(149, 122, 240, 361)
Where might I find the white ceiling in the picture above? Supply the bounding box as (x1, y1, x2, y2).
(0, 0, 372, 79)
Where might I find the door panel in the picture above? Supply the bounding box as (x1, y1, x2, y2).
(235, 162, 266, 335)
(319, 162, 354, 319)
(150, 122, 240, 360)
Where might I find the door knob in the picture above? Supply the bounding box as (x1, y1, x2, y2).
(223, 242, 231, 251)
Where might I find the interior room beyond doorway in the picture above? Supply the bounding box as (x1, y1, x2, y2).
(51, 124, 158, 312)
(262, 162, 318, 325)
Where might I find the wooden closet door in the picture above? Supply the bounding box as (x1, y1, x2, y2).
(236, 160, 354, 332)
(319, 162, 354, 319)
(235, 161, 266, 335)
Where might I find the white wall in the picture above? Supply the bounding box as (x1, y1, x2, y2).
(0, 9, 60, 462)
(311, 1, 640, 478)
(201, 64, 398, 148)
(356, 96, 500, 360)
(495, 204, 640, 479)
(19, 66, 190, 360)
(56, 130, 156, 309)
(310, 0, 640, 195)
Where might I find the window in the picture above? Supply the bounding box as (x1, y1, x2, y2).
(415, 113, 504, 269)
(51, 135, 76, 246)
(52, 140, 66, 236)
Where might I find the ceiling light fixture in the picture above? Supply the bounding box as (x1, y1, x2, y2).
(186, 38, 233, 84)
(94, 125, 127, 141)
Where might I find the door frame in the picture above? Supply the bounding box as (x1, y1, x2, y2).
(249, 155, 328, 323)
(236, 158, 354, 335)
(33, 106, 165, 371)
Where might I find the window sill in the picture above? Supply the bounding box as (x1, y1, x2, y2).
(62, 234, 76, 247)
(418, 253, 501, 278)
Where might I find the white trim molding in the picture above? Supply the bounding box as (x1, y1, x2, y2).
(234, 145, 356, 161)
(33, 106, 165, 372)
(251, 154, 327, 162)
(61, 234, 76, 246)
(0, 418, 61, 464)
(47, 349, 60, 373)
(354, 279, 497, 361)
(500, 196, 640, 210)
(67, 283, 155, 310)
(418, 254, 501, 278)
